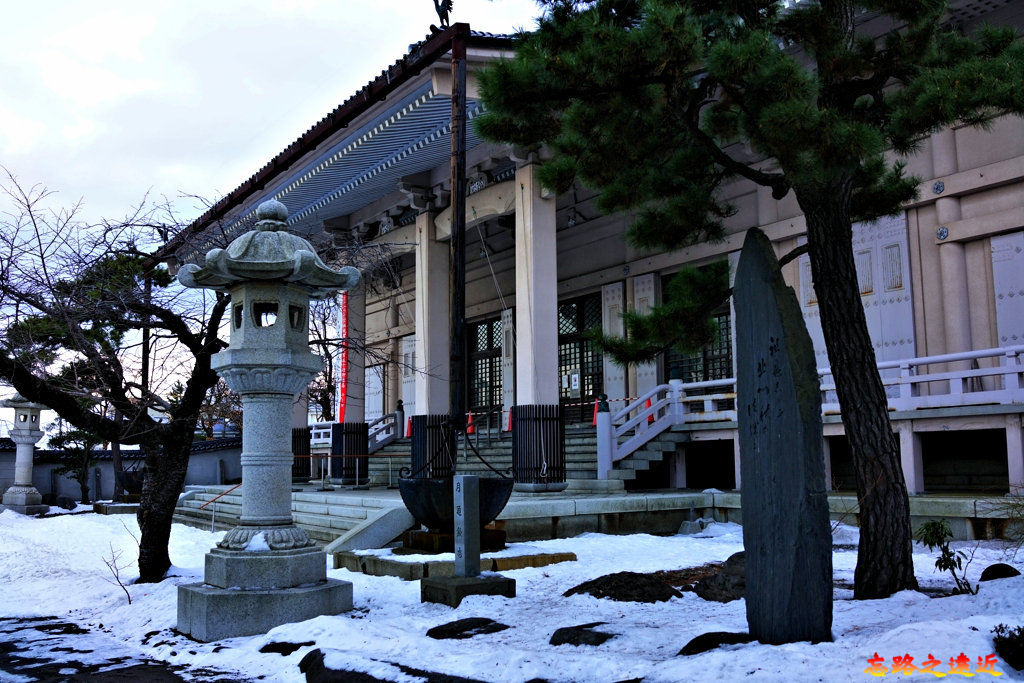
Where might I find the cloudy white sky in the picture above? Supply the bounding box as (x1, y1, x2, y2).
(0, 1, 541, 225)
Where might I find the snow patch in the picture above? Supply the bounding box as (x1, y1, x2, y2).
(244, 532, 270, 552)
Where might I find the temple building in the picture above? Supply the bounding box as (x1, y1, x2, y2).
(157, 7, 1024, 506)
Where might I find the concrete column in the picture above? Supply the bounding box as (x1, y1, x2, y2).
(514, 163, 559, 404)
(933, 128, 971, 364)
(630, 273, 661, 397)
(414, 211, 451, 414)
(668, 450, 687, 489)
(1006, 414, 1024, 495)
(386, 339, 402, 413)
(898, 424, 924, 494)
(341, 288, 366, 423)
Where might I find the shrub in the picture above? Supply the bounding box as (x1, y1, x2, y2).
(992, 624, 1024, 671)
(916, 520, 978, 595)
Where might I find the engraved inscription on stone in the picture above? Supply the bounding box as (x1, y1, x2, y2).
(735, 228, 832, 645)
(454, 475, 481, 577)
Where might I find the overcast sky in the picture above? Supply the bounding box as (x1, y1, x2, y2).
(0, 1, 541, 431)
(0, 0, 540, 225)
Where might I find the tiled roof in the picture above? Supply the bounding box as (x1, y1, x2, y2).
(154, 23, 515, 264)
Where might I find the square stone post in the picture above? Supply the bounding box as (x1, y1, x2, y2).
(1006, 414, 1023, 495)
(898, 424, 924, 495)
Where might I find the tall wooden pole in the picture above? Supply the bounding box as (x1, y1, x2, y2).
(448, 26, 468, 432)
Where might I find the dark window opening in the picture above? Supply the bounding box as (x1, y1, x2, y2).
(558, 293, 603, 423)
(665, 302, 733, 383)
(252, 302, 278, 327)
(233, 304, 243, 329)
(289, 305, 305, 330)
(468, 317, 503, 426)
(921, 429, 1008, 494)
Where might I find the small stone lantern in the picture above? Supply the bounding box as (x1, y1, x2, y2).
(1, 394, 48, 515)
(176, 199, 360, 642)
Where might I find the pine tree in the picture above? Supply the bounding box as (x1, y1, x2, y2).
(477, 0, 1024, 598)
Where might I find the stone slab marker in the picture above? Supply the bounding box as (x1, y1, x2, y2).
(734, 228, 832, 644)
(454, 475, 480, 577)
(421, 474, 515, 607)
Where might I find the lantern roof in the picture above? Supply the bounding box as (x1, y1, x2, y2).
(1, 394, 46, 411)
(177, 200, 360, 298)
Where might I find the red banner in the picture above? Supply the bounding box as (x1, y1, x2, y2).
(337, 292, 349, 423)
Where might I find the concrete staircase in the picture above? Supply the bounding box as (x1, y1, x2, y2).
(364, 426, 600, 483)
(173, 486, 412, 547)
(609, 430, 690, 482)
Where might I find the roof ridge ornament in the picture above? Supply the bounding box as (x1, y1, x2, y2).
(433, 0, 452, 29)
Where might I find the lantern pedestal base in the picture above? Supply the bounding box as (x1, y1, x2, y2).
(177, 578, 352, 642)
(2, 486, 48, 515)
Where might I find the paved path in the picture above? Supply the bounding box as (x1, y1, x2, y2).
(0, 616, 249, 682)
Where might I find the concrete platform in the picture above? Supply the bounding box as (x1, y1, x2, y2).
(334, 548, 576, 580)
(177, 482, 1019, 546)
(176, 579, 352, 642)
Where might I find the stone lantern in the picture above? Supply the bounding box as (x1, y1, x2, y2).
(1, 394, 48, 515)
(176, 199, 360, 642)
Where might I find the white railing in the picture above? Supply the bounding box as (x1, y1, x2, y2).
(367, 412, 400, 453)
(308, 410, 402, 455)
(597, 345, 1024, 479)
(310, 423, 333, 452)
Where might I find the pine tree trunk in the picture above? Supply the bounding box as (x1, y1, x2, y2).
(136, 429, 192, 583)
(800, 180, 918, 599)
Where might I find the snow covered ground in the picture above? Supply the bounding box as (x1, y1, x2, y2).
(1, 508, 1022, 682)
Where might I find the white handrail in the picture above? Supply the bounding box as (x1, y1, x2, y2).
(599, 345, 1024, 478)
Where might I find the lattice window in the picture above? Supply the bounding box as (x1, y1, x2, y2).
(468, 318, 503, 413)
(558, 293, 604, 421)
(665, 306, 733, 383)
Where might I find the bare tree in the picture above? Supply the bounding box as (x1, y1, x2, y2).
(0, 169, 228, 582)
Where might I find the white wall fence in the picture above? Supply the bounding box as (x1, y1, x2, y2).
(597, 345, 1024, 479)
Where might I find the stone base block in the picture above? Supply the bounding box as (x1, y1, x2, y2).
(2, 503, 49, 515)
(177, 578, 352, 642)
(205, 546, 327, 590)
(420, 574, 516, 608)
(3, 486, 45, 513)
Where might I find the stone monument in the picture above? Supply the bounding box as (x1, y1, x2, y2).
(734, 228, 832, 644)
(176, 199, 360, 641)
(421, 474, 516, 607)
(1, 395, 48, 515)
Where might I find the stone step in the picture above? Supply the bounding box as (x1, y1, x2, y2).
(618, 458, 653, 471)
